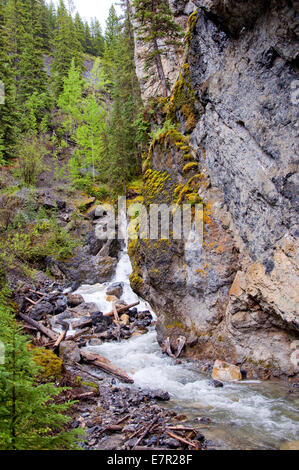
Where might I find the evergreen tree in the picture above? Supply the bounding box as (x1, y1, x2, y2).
(74, 12, 85, 51)
(0, 297, 82, 450)
(83, 21, 93, 55)
(90, 18, 104, 57)
(133, 0, 183, 97)
(102, 6, 121, 90)
(104, 3, 143, 191)
(0, 2, 18, 162)
(38, 0, 56, 51)
(74, 95, 107, 184)
(17, 0, 48, 105)
(57, 59, 83, 137)
(51, 0, 82, 95)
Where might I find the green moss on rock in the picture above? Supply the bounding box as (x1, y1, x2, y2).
(166, 63, 197, 133)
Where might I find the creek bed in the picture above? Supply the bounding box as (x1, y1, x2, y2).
(74, 240, 299, 450)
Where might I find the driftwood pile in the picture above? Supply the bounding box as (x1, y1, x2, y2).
(18, 288, 141, 384)
(103, 413, 206, 450)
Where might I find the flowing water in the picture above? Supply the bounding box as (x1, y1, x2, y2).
(74, 238, 299, 450)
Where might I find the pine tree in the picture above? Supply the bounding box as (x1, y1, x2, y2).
(0, 297, 82, 450)
(73, 95, 107, 185)
(90, 18, 104, 57)
(38, 0, 56, 51)
(17, 0, 48, 105)
(0, 1, 18, 162)
(74, 12, 85, 51)
(57, 59, 83, 137)
(51, 0, 82, 95)
(133, 0, 183, 97)
(102, 6, 121, 90)
(104, 3, 143, 191)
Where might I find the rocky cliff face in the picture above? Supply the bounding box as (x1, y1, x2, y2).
(131, 0, 299, 379)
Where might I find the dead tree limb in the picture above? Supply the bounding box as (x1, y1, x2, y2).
(80, 350, 134, 384)
(103, 302, 140, 317)
(18, 313, 58, 341)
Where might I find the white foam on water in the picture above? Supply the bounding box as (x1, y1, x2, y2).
(74, 216, 299, 449)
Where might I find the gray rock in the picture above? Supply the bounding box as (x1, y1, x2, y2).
(88, 338, 103, 346)
(150, 389, 170, 401)
(54, 296, 67, 314)
(106, 283, 124, 298)
(71, 316, 91, 329)
(71, 302, 99, 317)
(59, 341, 81, 363)
(210, 380, 224, 388)
(31, 301, 54, 321)
(131, 0, 299, 378)
(94, 206, 107, 218)
(186, 333, 198, 347)
(67, 293, 84, 307)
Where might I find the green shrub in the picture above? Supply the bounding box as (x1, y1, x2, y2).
(17, 133, 48, 186)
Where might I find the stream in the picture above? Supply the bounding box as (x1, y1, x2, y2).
(73, 237, 299, 451)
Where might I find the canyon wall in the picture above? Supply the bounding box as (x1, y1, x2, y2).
(131, 0, 299, 379)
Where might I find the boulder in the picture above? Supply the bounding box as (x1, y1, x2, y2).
(52, 310, 74, 323)
(212, 360, 242, 382)
(84, 230, 105, 256)
(31, 301, 54, 321)
(106, 283, 123, 298)
(88, 338, 103, 346)
(54, 296, 68, 315)
(150, 389, 170, 401)
(67, 293, 84, 307)
(94, 206, 107, 218)
(210, 379, 224, 388)
(71, 302, 99, 317)
(59, 341, 81, 363)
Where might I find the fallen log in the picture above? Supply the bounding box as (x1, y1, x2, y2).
(28, 289, 46, 297)
(112, 302, 120, 325)
(25, 297, 37, 305)
(113, 302, 121, 342)
(103, 301, 140, 317)
(72, 391, 97, 400)
(75, 363, 104, 383)
(80, 350, 134, 384)
(19, 312, 58, 341)
(53, 328, 67, 349)
(75, 319, 93, 329)
(67, 328, 90, 341)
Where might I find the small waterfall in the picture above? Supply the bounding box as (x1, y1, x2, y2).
(73, 217, 299, 450)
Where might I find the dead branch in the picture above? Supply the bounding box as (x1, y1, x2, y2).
(19, 312, 58, 341)
(103, 302, 140, 317)
(80, 350, 134, 384)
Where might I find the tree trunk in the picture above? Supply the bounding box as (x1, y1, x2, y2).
(153, 37, 168, 97)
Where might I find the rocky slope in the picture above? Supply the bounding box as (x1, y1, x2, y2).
(130, 0, 299, 379)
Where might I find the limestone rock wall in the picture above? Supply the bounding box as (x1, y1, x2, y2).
(131, 0, 299, 378)
(132, 1, 196, 100)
